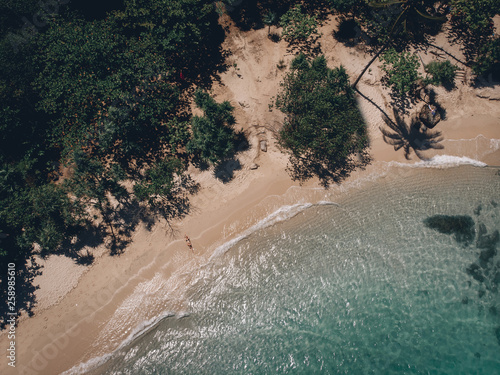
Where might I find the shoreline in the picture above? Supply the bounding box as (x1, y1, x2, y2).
(1, 18, 500, 374)
(4, 115, 499, 375)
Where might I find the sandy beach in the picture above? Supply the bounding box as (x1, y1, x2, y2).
(1, 14, 500, 375)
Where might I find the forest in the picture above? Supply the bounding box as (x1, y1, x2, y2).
(0, 0, 498, 324)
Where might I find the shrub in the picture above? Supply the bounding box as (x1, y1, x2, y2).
(380, 48, 422, 97)
(424, 60, 458, 86)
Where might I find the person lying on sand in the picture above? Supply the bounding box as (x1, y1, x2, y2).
(184, 233, 194, 253)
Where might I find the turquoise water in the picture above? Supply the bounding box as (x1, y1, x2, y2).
(91, 166, 500, 374)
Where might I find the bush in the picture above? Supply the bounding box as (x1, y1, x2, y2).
(380, 48, 422, 97)
(424, 60, 458, 87)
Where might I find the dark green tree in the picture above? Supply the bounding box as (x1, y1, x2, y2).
(0, 157, 82, 257)
(112, 0, 223, 83)
(275, 54, 369, 186)
(187, 91, 237, 166)
(449, 0, 500, 38)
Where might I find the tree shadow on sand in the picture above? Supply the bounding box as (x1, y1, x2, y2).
(380, 109, 444, 160)
(0, 256, 41, 329)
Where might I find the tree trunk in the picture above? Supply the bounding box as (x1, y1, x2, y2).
(352, 41, 390, 88)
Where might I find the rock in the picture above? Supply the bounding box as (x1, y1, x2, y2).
(423, 215, 475, 244)
(260, 140, 267, 152)
(249, 163, 259, 170)
(476, 222, 498, 246)
(495, 326, 500, 346)
(479, 247, 497, 264)
(419, 104, 441, 128)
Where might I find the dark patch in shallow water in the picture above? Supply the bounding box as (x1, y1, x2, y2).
(467, 264, 485, 283)
(423, 215, 475, 244)
(495, 327, 500, 346)
(417, 290, 429, 297)
(476, 224, 499, 249)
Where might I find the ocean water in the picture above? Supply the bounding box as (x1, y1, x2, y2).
(88, 165, 500, 375)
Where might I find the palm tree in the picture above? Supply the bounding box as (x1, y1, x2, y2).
(262, 11, 276, 35)
(352, 0, 445, 88)
(380, 109, 444, 160)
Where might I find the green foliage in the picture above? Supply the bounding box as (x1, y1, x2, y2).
(32, 18, 128, 156)
(113, 0, 218, 73)
(275, 54, 369, 186)
(380, 48, 421, 97)
(424, 60, 457, 86)
(32, 15, 190, 167)
(133, 158, 184, 207)
(327, 0, 362, 13)
(187, 91, 236, 166)
(472, 37, 500, 79)
(0, 158, 81, 256)
(279, 5, 319, 44)
(450, 0, 499, 37)
(66, 150, 127, 209)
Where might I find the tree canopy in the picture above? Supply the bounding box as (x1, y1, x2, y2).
(187, 90, 237, 166)
(275, 54, 369, 186)
(0, 0, 227, 323)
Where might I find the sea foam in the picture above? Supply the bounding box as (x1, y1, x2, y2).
(61, 310, 178, 375)
(391, 155, 487, 168)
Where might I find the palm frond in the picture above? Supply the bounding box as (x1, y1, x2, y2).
(368, 0, 405, 8)
(415, 8, 446, 21)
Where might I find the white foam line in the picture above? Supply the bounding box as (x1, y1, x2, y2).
(62, 310, 177, 375)
(389, 155, 487, 168)
(61, 155, 492, 374)
(209, 202, 316, 259)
